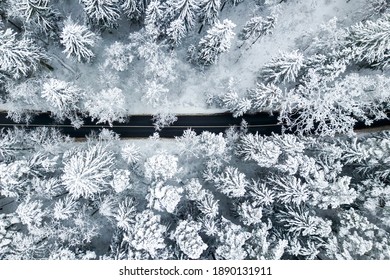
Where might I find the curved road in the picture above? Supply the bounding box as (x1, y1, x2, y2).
(0, 112, 388, 138)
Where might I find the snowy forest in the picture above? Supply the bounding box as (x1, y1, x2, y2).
(1, 0, 390, 260)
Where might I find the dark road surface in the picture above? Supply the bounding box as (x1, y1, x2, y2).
(0, 112, 388, 138)
(0, 112, 282, 138)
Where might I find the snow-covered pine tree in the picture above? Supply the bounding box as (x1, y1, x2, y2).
(348, 14, 390, 67)
(120, 0, 145, 21)
(144, 152, 179, 182)
(249, 82, 283, 112)
(41, 78, 83, 123)
(240, 15, 277, 44)
(166, 18, 187, 45)
(199, 0, 220, 27)
(152, 113, 178, 131)
(60, 17, 97, 62)
(143, 80, 169, 107)
(214, 166, 248, 198)
(126, 210, 167, 258)
(172, 0, 199, 30)
(220, 89, 251, 117)
(9, 0, 56, 31)
(173, 220, 208, 259)
(62, 144, 115, 199)
(103, 41, 134, 71)
(145, 0, 164, 27)
(236, 132, 282, 168)
(0, 29, 44, 79)
(86, 87, 127, 126)
(197, 19, 236, 65)
(259, 50, 304, 84)
(80, 0, 121, 28)
(121, 143, 141, 165)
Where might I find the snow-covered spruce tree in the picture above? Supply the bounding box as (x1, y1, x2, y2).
(173, 220, 207, 259)
(329, 208, 390, 260)
(166, 18, 187, 45)
(0, 29, 44, 79)
(197, 19, 236, 65)
(53, 196, 78, 221)
(199, 0, 220, 27)
(236, 201, 263, 226)
(172, 0, 199, 30)
(145, 0, 164, 28)
(304, 54, 347, 82)
(120, 0, 145, 21)
(245, 221, 288, 260)
(0, 128, 24, 161)
(175, 129, 200, 158)
(62, 144, 115, 199)
(240, 15, 277, 43)
(60, 17, 97, 62)
(80, 0, 121, 28)
(236, 132, 282, 168)
(104, 41, 134, 71)
(147, 182, 184, 213)
(152, 113, 178, 131)
(214, 166, 248, 198)
(121, 143, 141, 165)
(86, 87, 127, 126)
(249, 82, 283, 112)
(8, 0, 56, 31)
(259, 50, 304, 84)
(110, 169, 131, 193)
(144, 152, 179, 182)
(218, 78, 251, 117)
(143, 80, 169, 107)
(197, 190, 220, 217)
(114, 197, 137, 232)
(270, 176, 310, 206)
(41, 78, 84, 124)
(216, 217, 251, 260)
(16, 197, 45, 230)
(348, 14, 390, 67)
(125, 209, 167, 258)
(279, 71, 390, 136)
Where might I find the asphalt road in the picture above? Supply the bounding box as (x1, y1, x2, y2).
(0, 112, 282, 138)
(0, 112, 388, 138)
